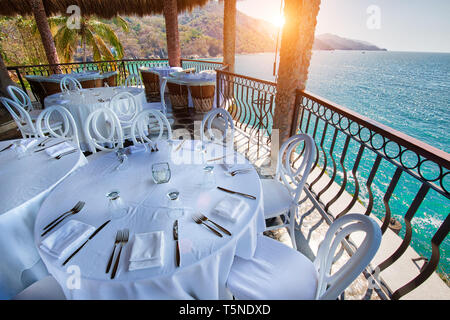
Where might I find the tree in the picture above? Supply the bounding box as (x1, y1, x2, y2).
(46, 16, 129, 63)
(273, 0, 321, 144)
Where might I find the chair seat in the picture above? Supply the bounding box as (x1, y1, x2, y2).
(261, 179, 293, 219)
(13, 276, 66, 300)
(227, 235, 318, 300)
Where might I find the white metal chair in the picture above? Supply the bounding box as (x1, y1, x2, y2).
(200, 108, 235, 147)
(262, 134, 316, 249)
(7, 85, 41, 120)
(36, 105, 79, 148)
(108, 91, 139, 139)
(13, 276, 65, 300)
(1, 97, 62, 139)
(84, 107, 124, 153)
(124, 73, 143, 88)
(130, 109, 173, 147)
(227, 214, 382, 300)
(60, 76, 82, 93)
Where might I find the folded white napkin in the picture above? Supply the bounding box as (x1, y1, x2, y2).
(45, 142, 76, 157)
(212, 195, 249, 223)
(40, 220, 95, 259)
(128, 144, 147, 154)
(129, 231, 165, 271)
(12, 139, 38, 150)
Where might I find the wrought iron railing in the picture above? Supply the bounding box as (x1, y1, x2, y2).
(293, 90, 449, 299)
(216, 69, 276, 162)
(6, 58, 224, 95)
(216, 69, 449, 299)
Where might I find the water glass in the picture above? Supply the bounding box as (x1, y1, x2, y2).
(166, 189, 183, 218)
(202, 165, 216, 189)
(152, 162, 171, 184)
(13, 141, 28, 159)
(106, 191, 128, 219)
(115, 148, 129, 170)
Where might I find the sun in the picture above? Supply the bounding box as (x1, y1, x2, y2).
(271, 15, 285, 28)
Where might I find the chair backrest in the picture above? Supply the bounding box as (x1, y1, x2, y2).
(0, 97, 36, 138)
(108, 91, 139, 127)
(130, 109, 173, 146)
(60, 76, 82, 92)
(7, 85, 34, 112)
(314, 214, 382, 300)
(84, 107, 124, 153)
(36, 105, 79, 148)
(276, 134, 316, 204)
(200, 108, 234, 147)
(125, 73, 143, 88)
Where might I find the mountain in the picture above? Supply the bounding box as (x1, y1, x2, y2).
(99, 2, 387, 59)
(314, 34, 387, 51)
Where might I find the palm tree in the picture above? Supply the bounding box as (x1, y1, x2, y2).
(45, 16, 129, 63)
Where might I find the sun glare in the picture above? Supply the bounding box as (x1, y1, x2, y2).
(271, 15, 285, 28)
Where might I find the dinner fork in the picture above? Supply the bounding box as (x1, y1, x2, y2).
(42, 201, 85, 231)
(54, 149, 77, 160)
(192, 215, 223, 238)
(198, 213, 232, 236)
(37, 137, 51, 147)
(106, 230, 122, 273)
(224, 169, 252, 177)
(111, 229, 129, 279)
(41, 201, 85, 237)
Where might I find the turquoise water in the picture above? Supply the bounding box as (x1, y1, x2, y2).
(234, 51, 450, 278)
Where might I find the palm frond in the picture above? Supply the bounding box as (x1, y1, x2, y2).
(87, 20, 124, 58)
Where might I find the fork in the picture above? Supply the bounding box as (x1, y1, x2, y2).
(42, 201, 85, 231)
(225, 169, 252, 177)
(111, 229, 129, 279)
(198, 213, 232, 236)
(41, 201, 85, 236)
(54, 149, 77, 160)
(106, 230, 122, 273)
(192, 215, 223, 238)
(37, 137, 51, 147)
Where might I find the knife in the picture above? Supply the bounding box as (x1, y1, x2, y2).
(34, 140, 67, 153)
(62, 220, 111, 266)
(217, 186, 256, 200)
(173, 220, 180, 267)
(0, 143, 13, 153)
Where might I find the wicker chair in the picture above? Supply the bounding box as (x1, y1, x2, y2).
(189, 84, 215, 113)
(140, 70, 161, 101)
(166, 80, 189, 112)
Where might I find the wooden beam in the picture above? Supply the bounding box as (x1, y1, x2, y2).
(223, 0, 236, 73)
(163, 0, 181, 67)
(273, 0, 321, 144)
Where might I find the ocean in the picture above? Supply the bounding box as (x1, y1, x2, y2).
(233, 51, 450, 278)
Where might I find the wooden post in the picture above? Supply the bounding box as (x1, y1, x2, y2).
(30, 0, 62, 74)
(273, 0, 321, 145)
(163, 0, 181, 67)
(0, 55, 15, 97)
(223, 0, 237, 73)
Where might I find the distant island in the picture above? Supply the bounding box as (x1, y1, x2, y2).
(314, 34, 387, 51)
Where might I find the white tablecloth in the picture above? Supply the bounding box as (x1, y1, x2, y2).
(44, 87, 146, 151)
(0, 138, 87, 299)
(34, 140, 265, 299)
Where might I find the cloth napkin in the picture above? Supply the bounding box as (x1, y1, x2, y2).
(127, 144, 147, 154)
(212, 195, 249, 223)
(45, 142, 76, 157)
(40, 220, 95, 259)
(129, 231, 165, 271)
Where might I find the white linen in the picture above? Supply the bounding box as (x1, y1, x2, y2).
(127, 144, 147, 154)
(34, 140, 265, 299)
(0, 138, 87, 299)
(11, 138, 38, 150)
(40, 220, 94, 259)
(129, 231, 165, 271)
(212, 195, 249, 223)
(45, 142, 76, 157)
(44, 87, 146, 151)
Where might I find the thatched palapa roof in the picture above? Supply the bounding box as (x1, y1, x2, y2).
(0, 0, 210, 18)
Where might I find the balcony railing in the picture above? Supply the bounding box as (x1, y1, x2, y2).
(216, 68, 449, 299)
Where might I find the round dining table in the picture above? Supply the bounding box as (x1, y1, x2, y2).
(44, 87, 146, 152)
(34, 140, 265, 299)
(0, 138, 87, 299)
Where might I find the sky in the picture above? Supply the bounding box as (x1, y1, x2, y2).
(236, 0, 450, 53)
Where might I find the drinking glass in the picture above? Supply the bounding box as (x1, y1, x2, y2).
(106, 191, 128, 219)
(13, 140, 28, 159)
(152, 162, 171, 184)
(166, 188, 183, 218)
(201, 165, 216, 189)
(115, 148, 129, 171)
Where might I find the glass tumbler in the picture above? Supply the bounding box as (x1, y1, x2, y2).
(201, 165, 216, 189)
(106, 191, 128, 219)
(152, 162, 171, 184)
